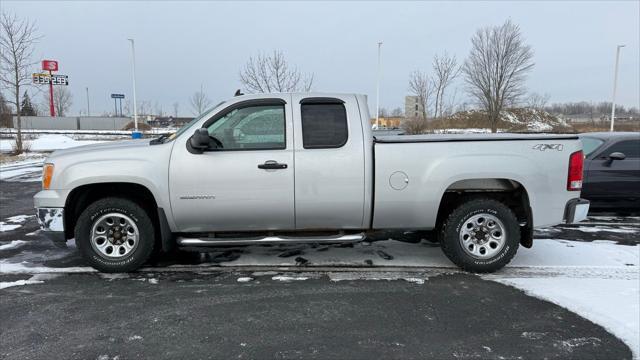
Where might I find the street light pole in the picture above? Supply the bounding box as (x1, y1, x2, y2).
(85, 87, 90, 116)
(376, 41, 383, 129)
(128, 38, 139, 133)
(610, 44, 625, 132)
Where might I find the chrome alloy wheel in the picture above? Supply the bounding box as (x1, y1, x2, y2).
(90, 213, 139, 259)
(459, 213, 506, 259)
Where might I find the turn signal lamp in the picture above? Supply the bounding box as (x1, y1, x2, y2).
(42, 163, 54, 190)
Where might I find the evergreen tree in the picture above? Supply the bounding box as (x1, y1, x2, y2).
(20, 91, 36, 116)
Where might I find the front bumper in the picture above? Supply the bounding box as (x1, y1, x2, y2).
(36, 207, 66, 242)
(564, 198, 590, 224)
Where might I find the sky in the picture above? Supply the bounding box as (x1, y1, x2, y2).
(2, 0, 639, 117)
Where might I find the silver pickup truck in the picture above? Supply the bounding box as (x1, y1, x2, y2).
(34, 93, 589, 273)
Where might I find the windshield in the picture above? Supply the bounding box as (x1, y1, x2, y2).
(165, 101, 226, 141)
(580, 136, 605, 157)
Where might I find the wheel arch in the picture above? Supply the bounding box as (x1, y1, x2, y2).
(64, 182, 174, 252)
(435, 178, 534, 248)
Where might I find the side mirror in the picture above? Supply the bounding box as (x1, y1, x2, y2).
(189, 128, 211, 153)
(608, 152, 626, 161)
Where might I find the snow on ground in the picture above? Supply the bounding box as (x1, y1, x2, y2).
(0, 273, 60, 289)
(0, 134, 111, 181)
(272, 275, 310, 281)
(562, 226, 638, 234)
(191, 238, 637, 269)
(33, 135, 102, 151)
(0, 128, 175, 135)
(491, 277, 639, 359)
(0, 240, 27, 251)
(0, 215, 34, 232)
(0, 158, 44, 182)
(0, 134, 106, 153)
(0, 213, 636, 355)
(0, 223, 21, 232)
(485, 241, 640, 359)
(5, 215, 33, 223)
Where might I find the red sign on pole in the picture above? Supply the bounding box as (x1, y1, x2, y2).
(41, 60, 58, 116)
(42, 60, 58, 71)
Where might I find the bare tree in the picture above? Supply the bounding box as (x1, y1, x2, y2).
(462, 20, 534, 132)
(408, 70, 434, 119)
(526, 92, 550, 111)
(239, 50, 313, 93)
(52, 87, 72, 116)
(138, 100, 151, 117)
(391, 107, 403, 117)
(432, 52, 460, 119)
(154, 101, 164, 117)
(190, 84, 211, 115)
(402, 116, 429, 135)
(0, 12, 41, 153)
(123, 100, 131, 116)
(172, 102, 179, 118)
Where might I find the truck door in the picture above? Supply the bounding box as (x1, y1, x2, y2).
(291, 95, 366, 229)
(168, 96, 295, 232)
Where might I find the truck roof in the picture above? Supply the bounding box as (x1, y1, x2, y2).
(231, 92, 366, 100)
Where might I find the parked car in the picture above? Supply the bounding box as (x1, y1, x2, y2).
(34, 93, 589, 273)
(579, 132, 640, 212)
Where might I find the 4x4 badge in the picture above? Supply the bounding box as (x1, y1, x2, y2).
(533, 144, 564, 151)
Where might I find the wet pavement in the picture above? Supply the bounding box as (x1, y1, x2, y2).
(0, 180, 638, 359)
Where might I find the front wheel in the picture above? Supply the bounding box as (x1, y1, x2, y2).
(75, 197, 155, 272)
(439, 198, 520, 273)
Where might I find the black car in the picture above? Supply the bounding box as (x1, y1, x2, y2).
(579, 132, 640, 212)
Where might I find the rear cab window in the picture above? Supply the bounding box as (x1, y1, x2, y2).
(300, 99, 348, 149)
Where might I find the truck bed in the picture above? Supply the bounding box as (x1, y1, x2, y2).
(371, 133, 583, 230)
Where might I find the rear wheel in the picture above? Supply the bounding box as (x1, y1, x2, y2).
(75, 197, 155, 272)
(439, 198, 520, 273)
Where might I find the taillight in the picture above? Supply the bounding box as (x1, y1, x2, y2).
(567, 150, 583, 191)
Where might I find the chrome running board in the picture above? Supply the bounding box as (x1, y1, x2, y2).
(177, 233, 365, 247)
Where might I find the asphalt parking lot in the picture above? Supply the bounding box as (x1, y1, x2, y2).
(1, 179, 638, 359)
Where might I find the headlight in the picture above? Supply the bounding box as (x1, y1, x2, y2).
(42, 163, 54, 190)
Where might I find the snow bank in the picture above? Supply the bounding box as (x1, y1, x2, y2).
(28, 135, 103, 151)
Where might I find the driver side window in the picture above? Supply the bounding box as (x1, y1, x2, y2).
(206, 104, 286, 150)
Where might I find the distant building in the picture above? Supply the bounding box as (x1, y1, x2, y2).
(405, 96, 425, 119)
(370, 116, 404, 129)
(148, 116, 194, 128)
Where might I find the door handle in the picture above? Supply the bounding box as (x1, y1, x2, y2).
(258, 160, 288, 170)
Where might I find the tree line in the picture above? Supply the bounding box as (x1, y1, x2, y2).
(546, 101, 639, 117)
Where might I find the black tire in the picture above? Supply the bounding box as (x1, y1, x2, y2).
(439, 198, 520, 273)
(75, 197, 155, 273)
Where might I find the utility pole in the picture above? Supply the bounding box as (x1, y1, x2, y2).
(86, 87, 90, 116)
(128, 38, 139, 135)
(610, 44, 625, 132)
(376, 41, 383, 129)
